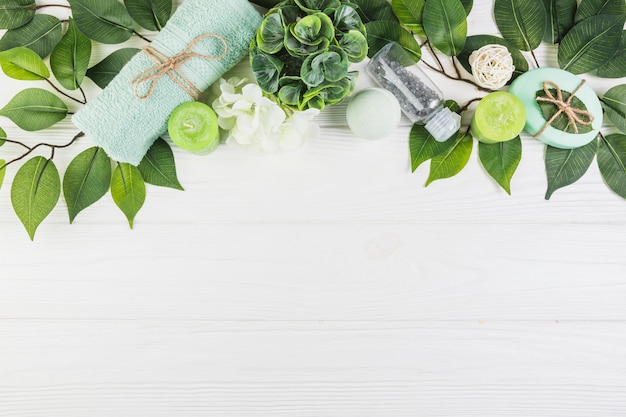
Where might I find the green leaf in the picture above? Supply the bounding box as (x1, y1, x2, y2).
(409, 123, 455, 172)
(0, 14, 62, 58)
(365, 20, 421, 61)
(541, 0, 576, 44)
(478, 136, 522, 194)
(544, 138, 597, 199)
(256, 10, 285, 54)
(494, 0, 547, 51)
(575, 0, 626, 23)
(68, 0, 135, 44)
(11, 156, 60, 240)
(426, 131, 473, 186)
(598, 133, 626, 199)
(423, 0, 467, 56)
(536, 87, 593, 134)
(50, 18, 92, 91)
(0, 126, 5, 146)
(0, 160, 5, 190)
(351, 0, 398, 23)
(138, 138, 184, 190)
(0, 88, 68, 131)
(601, 84, 626, 134)
(0, 46, 49, 80)
(458, 35, 529, 82)
(111, 162, 145, 229)
(459, 0, 473, 15)
(251, 52, 284, 93)
(558, 15, 624, 74)
(0, 0, 35, 30)
(596, 31, 626, 78)
(63, 147, 112, 223)
(124, 0, 172, 31)
(86, 48, 139, 89)
(391, 0, 425, 34)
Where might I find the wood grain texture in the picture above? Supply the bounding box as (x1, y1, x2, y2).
(0, 1, 625, 416)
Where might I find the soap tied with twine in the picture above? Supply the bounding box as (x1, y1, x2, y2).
(534, 80, 594, 138)
(132, 33, 229, 100)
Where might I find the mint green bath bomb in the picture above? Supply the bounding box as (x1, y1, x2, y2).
(346, 88, 401, 140)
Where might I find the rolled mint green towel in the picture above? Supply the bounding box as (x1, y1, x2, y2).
(73, 0, 262, 165)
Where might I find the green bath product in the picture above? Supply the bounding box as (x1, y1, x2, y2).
(471, 91, 526, 144)
(168, 102, 220, 155)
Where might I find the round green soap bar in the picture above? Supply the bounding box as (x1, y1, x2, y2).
(471, 91, 526, 144)
(508, 68, 602, 149)
(346, 88, 401, 140)
(168, 101, 220, 154)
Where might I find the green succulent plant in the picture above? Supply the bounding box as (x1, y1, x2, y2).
(250, 0, 368, 111)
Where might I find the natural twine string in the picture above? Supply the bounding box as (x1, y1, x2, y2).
(468, 44, 514, 89)
(131, 33, 228, 100)
(533, 80, 594, 138)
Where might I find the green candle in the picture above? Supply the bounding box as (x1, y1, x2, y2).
(470, 91, 526, 144)
(167, 102, 220, 154)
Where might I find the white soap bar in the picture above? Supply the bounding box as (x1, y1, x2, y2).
(346, 88, 401, 140)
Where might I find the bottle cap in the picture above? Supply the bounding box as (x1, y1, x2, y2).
(425, 107, 461, 142)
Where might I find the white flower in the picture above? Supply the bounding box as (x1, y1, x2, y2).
(210, 77, 320, 152)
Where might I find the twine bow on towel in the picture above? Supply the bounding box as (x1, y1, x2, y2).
(533, 80, 594, 138)
(131, 33, 228, 100)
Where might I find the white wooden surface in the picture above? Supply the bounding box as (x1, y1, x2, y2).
(1, 1, 625, 416)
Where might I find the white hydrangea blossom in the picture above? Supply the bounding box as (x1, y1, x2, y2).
(210, 77, 320, 152)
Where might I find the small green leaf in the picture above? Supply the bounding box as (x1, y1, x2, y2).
(365, 20, 421, 61)
(138, 138, 184, 190)
(558, 15, 624, 74)
(392, 0, 425, 34)
(0, 159, 5, 190)
(458, 35, 529, 82)
(478, 136, 522, 194)
(0, 46, 49, 80)
(0, 0, 36, 30)
(601, 84, 626, 133)
(11, 156, 60, 240)
(598, 133, 626, 199)
(124, 0, 172, 31)
(426, 131, 473, 186)
(575, 0, 626, 23)
(0, 126, 5, 146)
(351, 0, 398, 23)
(494, 0, 547, 51)
(536, 88, 593, 134)
(68, 0, 135, 44)
(0, 14, 62, 58)
(63, 147, 112, 223)
(111, 162, 146, 229)
(423, 0, 467, 56)
(409, 124, 455, 172)
(544, 138, 597, 199)
(86, 48, 140, 89)
(541, 0, 576, 44)
(0, 88, 67, 131)
(50, 18, 92, 91)
(596, 31, 626, 78)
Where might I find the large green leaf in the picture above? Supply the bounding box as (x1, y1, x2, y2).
(558, 15, 624, 74)
(459, 0, 472, 15)
(0, 159, 5, 190)
(124, 0, 172, 31)
(541, 0, 576, 44)
(0, 88, 68, 131)
(111, 162, 146, 229)
(478, 136, 522, 194)
(0, 14, 62, 57)
(351, 0, 398, 23)
(422, 0, 467, 56)
(63, 147, 112, 223)
(426, 131, 473, 186)
(138, 138, 184, 190)
(0, 0, 35, 30)
(458, 35, 529, 82)
(598, 134, 626, 199)
(365, 20, 421, 61)
(494, 0, 546, 51)
(409, 124, 455, 172)
(544, 138, 597, 199)
(86, 48, 139, 89)
(575, 0, 626, 23)
(68, 0, 135, 44)
(11, 156, 60, 240)
(601, 84, 626, 134)
(391, 0, 425, 34)
(596, 31, 626, 78)
(0, 46, 49, 80)
(50, 18, 92, 91)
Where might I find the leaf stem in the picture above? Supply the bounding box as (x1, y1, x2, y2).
(421, 59, 495, 93)
(459, 97, 483, 113)
(32, 4, 71, 9)
(133, 30, 152, 43)
(1, 131, 84, 170)
(530, 50, 540, 68)
(45, 79, 86, 105)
